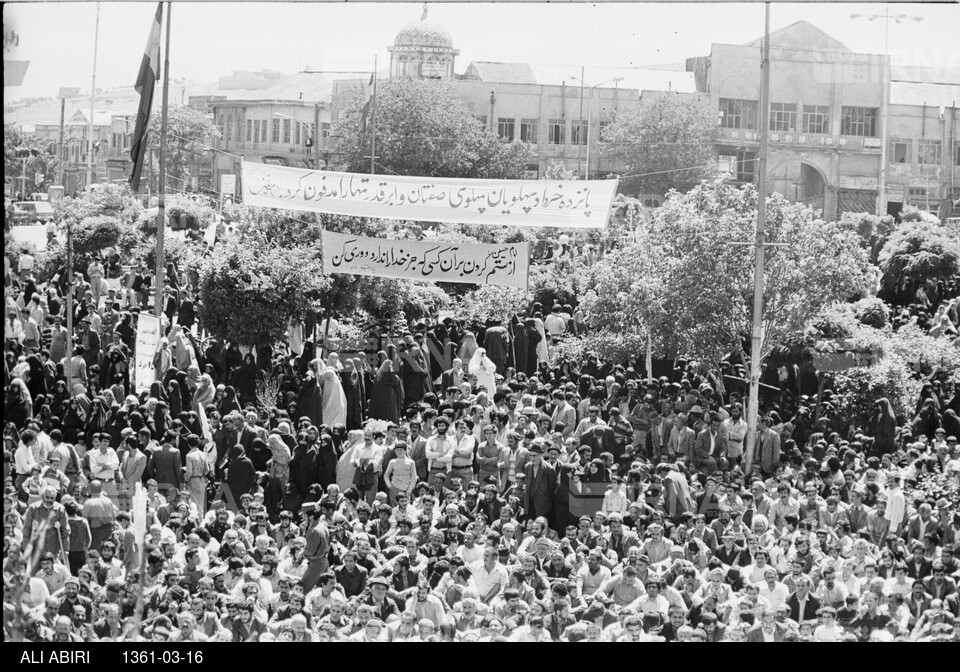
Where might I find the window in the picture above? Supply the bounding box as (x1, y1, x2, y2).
(802, 105, 829, 134)
(769, 103, 797, 132)
(321, 123, 330, 141)
(548, 119, 565, 145)
(737, 149, 757, 182)
(956, 142, 960, 166)
(520, 118, 539, 144)
(719, 98, 758, 130)
(889, 140, 910, 164)
(598, 121, 611, 143)
(571, 119, 588, 146)
(908, 187, 927, 198)
(840, 107, 878, 137)
(261, 120, 268, 143)
(225, 118, 233, 145)
(497, 117, 515, 142)
(283, 119, 292, 144)
(295, 121, 301, 146)
(246, 120, 253, 142)
(253, 120, 261, 143)
(271, 119, 280, 143)
(918, 140, 941, 165)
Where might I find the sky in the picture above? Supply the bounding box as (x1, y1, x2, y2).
(4, 1, 959, 102)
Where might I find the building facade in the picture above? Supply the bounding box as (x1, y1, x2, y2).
(208, 73, 335, 191)
(688, 21, 960, 220)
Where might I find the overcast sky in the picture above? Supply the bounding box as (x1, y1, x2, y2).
(4, 1, 959, 101)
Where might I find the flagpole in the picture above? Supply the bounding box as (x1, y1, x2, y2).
(370, 55, 377, 175)
(86, 2, 101, 188)
(154, 2, 171, 319)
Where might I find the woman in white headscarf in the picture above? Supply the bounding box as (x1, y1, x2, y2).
(191, 373, 215, 413)
(468, 348, 497, 398)
(321, 365, 347, 428)
(173, 329, 195, 371)
(337, 429, 365, 492)
(326, 352, 345, 371)
(458, 332, 479, 369)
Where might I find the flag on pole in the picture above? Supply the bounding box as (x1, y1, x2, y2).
(129, 3, 162, 193)
(359, 72, 376, 134)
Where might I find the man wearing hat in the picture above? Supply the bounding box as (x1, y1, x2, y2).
(522, 441, 557, 526)
(301, 502, 331, 593)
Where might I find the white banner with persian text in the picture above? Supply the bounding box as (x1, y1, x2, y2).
(241, 161, 617, 228)
(322, 230, 529, 290)
(134, 314, 161, 393)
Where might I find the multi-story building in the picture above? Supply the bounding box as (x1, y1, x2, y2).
(687, 20, 960, 220)
(33, 107, 124, 195)
(208, 72, 335, 190)
(327, 17, 696, 182)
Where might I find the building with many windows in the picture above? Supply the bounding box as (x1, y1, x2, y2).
(687, 21, 960, 220)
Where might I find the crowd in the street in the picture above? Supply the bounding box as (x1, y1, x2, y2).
(3, 246, 960, 643)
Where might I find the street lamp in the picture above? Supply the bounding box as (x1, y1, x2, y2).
(570, 76, 623, 179)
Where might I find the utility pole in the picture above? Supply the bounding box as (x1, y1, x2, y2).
(370, 55, 378, 175)
(58, 97, 66, 186)
(744, 3, 772, 474)
(87, 2, 101, 189)
(577, 66, 585, 177)
(154, 3, 171, 318)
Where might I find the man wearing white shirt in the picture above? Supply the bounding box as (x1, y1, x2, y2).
(14, 429, 40, 498)
(88, 434, 120, 483)
(758, 567, 790, 611)
(629, 580, 670, 618)
(884, 473, 907, 535)
(471, 546, 508, 605)
(722, 404, 748, 464)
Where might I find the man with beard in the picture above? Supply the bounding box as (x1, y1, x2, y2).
(23, 485, 71, 559)
(301, 503, 331, 593)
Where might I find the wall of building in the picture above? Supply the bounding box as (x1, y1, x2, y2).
(454, 80, 638, 178)
(705, 44, 889, 220)
(886, 102, 960, 217)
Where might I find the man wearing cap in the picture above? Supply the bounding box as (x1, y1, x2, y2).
(523, 442, 557, 526)
(301, 502, 331, 593)
(23, 485, 71, 560)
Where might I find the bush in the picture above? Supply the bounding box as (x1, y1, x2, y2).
(852, 297, 890, 329)
(832, 353, 923, 427)
(198, 241, 330, 346)
(878, 221, 960, 306)
(552, 331, 647, 367)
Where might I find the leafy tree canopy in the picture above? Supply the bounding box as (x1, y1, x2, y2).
(333, 78, 533, 179)
(878, 221, 960, 307)
(602, 92, 718, 196)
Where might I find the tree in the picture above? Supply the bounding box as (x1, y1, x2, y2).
(198, 240, 330, 346)
(602, 92, 718, 196)
(333, 78, 533, 178)
(145, 105, 220, 192)
(580, 179, 872, 371)
(878, 221, 960, 307)
(4, 123, 62, 196)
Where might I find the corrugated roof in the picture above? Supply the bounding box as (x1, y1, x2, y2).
(892, 65, 960, 86)
(223, 72, 335, 103)
(464, 62, 537, 84)
(462, 62, 695, 93)
(890, 80, 960, 108)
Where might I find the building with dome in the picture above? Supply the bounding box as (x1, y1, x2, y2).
(388, 20, 459, 80)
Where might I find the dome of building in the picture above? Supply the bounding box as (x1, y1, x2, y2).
(393, 21, 454, 49)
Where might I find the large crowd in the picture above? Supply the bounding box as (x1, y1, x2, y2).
(3, 245, 960, 643)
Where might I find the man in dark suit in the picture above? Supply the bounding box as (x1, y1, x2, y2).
(692, 415, 723, 475)
(147, 433, 184, 496)
(745, 607, 789, 642)
(523, 442, 556, 525)
(441, 359, 465, 392)
(786, 576, 821, 623)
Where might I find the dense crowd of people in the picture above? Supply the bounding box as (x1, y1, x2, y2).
(3, 247, 960, 644)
